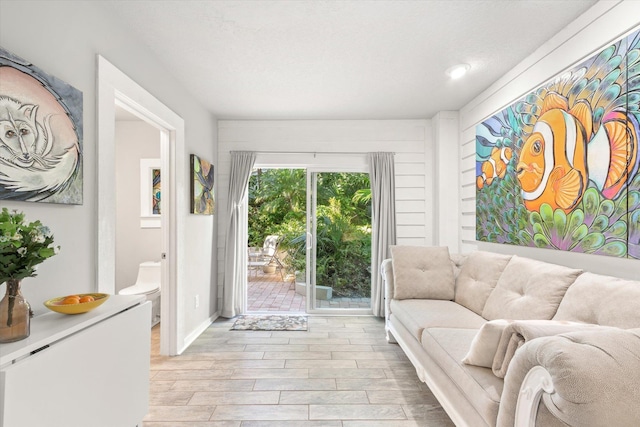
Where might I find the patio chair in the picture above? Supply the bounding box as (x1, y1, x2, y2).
(248, 235, 286, 279)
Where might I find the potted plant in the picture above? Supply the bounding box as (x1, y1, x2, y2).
(0, 208, 59, 343)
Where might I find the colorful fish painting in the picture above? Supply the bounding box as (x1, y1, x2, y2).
(476, 27, 640, 259)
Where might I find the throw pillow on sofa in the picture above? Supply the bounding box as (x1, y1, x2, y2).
(390, 245, 455, 300)
(455, 251, 512, 315)
(482, 255, 582, 320)
(462, 319, 513, 368)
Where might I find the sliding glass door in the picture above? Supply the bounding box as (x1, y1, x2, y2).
(306, 170, 372, 313)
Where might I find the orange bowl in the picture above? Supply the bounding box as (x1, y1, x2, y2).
(44, 293, 110, 314)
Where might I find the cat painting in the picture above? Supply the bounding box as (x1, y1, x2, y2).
(0, 47, 83, 204)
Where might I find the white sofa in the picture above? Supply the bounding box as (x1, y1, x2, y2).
(381, 247, 640, 427)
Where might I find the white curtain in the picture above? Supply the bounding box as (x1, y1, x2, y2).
(222, 151, 256, 318)
(368, 152, 396, 317)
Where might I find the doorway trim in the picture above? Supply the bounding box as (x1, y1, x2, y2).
(97, 56, 184, 356)
(248, 156, 372, 315)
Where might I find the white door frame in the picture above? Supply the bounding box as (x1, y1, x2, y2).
(97, 56, 185, 356)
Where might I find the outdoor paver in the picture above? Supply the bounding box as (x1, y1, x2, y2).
(247, 270, 371, 312)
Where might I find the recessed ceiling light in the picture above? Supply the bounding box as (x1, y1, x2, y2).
(446, 64, 470, 80)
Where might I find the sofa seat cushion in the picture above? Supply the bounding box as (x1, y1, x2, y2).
(482, 255, 582, 320)
(390, 299, 486, 342)
(553, 272, 640, 328)
(422, 327, 504, 426)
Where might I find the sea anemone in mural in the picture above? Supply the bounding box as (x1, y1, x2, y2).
(476, 28, 640, 259)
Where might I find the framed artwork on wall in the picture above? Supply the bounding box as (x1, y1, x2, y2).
(0, 47, 83, 204)
(475, 27, 640, 259)
(190, 154, 214, 215)
(140, 158, 161, 228)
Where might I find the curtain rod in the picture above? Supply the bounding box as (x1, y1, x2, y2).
(249, 151, 396, 156)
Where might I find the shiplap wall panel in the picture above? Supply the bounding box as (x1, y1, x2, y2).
(397, 213, 426, 225)
(396, 188, 426, 202)
(456, 1, 640, 280)
(396, 175, 425, 188)
(217, 120, 433, 311)
(397, 226, 426, 238)
(461, 141, 475, 158)
(461, 183, 475, 199)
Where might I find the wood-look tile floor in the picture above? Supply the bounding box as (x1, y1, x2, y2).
(144, 316, 454, 427)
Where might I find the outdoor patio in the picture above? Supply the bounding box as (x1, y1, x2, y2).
(247, 270, 371, 312)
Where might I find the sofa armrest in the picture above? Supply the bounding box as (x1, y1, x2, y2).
(380, 258, 394, 320)
(498, 327, 640, 427)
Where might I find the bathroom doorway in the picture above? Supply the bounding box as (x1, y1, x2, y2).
(114, 107, 163, 327)
(97, 56, 185, 356)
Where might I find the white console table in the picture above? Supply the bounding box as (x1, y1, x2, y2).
(0, 295, 151, 427)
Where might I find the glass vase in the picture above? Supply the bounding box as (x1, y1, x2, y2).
(0, 279, 32, 343)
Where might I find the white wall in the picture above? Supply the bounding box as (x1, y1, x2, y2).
(458, 0, 640, 279)
(115, 120, 162, 293)
(217, 120, 434, 311)
(433, 111, 460, 251)
(0, 1, 218, 340)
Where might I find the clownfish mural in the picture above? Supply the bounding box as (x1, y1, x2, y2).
(476, 146, 513, 190)
(516, 92, 640, 213)
(475, 28, 640, 259)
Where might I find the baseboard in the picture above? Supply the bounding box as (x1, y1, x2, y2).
(181, 312, 219, 352)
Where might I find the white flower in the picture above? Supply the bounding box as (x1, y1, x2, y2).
(0, 235, 8, 243)
(38, 226, 51, 237)
(17, 247, 27, 256)
(33, 233, 46, 243)
(12, 232, 22, 241)
(54, 246, 61, 255)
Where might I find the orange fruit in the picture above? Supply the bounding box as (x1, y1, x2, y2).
(79, 295, 95, 303)
(61, 296, 80, 305)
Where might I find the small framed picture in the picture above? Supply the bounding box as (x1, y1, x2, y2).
(140, 158, 161, 227)
(190, 154, 215, 215)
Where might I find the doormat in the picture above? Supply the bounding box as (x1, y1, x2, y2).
(231, 315, 308, 331)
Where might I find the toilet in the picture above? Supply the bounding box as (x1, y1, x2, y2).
(119, 261, 161, 326)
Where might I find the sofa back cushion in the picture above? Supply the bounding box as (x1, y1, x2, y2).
(454, 251, 512, 315)
(450, 253, 468, 280)
(553, 272, 640, 328)
(390, 246, 455, 300)
(482, 256, 582, 320)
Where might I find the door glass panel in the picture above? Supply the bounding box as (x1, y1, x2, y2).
(311, 172, 372, 310)
(247, 168, 306, 313)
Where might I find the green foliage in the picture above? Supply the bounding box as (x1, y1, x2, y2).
(0, 208, 59, 283)
(248, 169, 371, 298)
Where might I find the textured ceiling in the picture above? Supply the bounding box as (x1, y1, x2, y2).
(103, 1, 598, 120)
